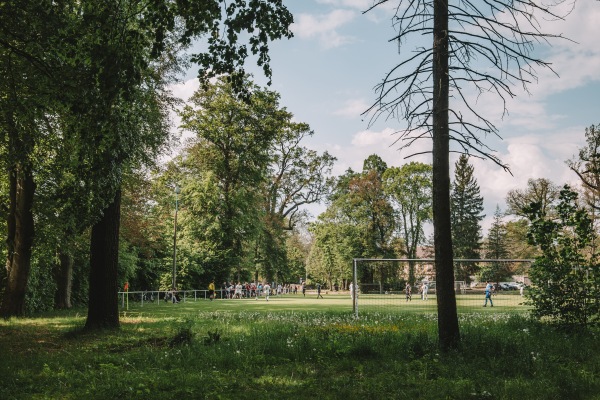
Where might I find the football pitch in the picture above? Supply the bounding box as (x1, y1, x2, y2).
(120, 291, 530, 317)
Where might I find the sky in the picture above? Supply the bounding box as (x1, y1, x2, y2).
(171, 0, 600, 234)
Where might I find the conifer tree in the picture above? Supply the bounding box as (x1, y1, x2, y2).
(482, 206, 511, 282)
(451, 155, 484, 283)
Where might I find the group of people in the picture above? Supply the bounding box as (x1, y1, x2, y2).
(404, 281, 430, 301)
(207, 281, 302, 300)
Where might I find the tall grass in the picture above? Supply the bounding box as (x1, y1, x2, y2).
(0, 301, 599, 399)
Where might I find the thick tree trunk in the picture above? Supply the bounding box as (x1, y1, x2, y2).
(84, 189, 121, 330)
(433, 0, 460, 350)
(53, 247, 73, 309)
(1, 164, 35, 318)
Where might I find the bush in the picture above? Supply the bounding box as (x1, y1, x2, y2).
(524, 186, 600, 326)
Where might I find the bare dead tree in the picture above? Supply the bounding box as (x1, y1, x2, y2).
(365, 0, 572, 350)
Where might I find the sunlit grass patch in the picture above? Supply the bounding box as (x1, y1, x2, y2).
(1, 306, 599, 399)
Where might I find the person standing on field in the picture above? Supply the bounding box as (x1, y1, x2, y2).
(208, 280, 215, 301)
(263, 282, 271, 301)
(405, 282, 412, 302)
(422, 281, 429, 300)
(316, 283, 323, 299)
(484, 281, 494, 307)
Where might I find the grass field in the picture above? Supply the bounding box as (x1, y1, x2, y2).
(1, 294, 598, 400)
(121, 290, 530, 315)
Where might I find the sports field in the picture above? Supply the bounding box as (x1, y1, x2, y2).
(119, 290, 530, 317)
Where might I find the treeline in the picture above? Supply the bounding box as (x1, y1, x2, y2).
(308, 125, 600, 325)
(1, 3, 598, 328)
(0, 0, 294, 327)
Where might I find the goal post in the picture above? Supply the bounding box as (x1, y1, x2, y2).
(352, 258, 533, 317)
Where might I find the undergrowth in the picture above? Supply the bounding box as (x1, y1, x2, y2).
(0, 311, 598, 399)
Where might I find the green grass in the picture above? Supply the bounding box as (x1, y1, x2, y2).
(1, 295, 599, 400)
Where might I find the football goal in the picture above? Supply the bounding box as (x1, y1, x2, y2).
(351, 258, 533, 317)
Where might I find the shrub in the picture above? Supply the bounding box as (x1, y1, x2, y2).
(524, 186, 600, 326)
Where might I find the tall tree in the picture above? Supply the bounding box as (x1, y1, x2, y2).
(323, 164, 396, 261)
(383, 162, 432, 283)
(506, 178, 561, 218)
(308, 217, 361, 289)
(179, 78, 283, 282)
(566, 124, 600, 257)
(451, 155, 484, 283)
(504, 220, 540, 261)
(481, 206, 511, 282)
(350, 168, 396, 259)
(266, 122, 335, 231)
(568, 124, 600, 201)
(363, 154, 388, 177)
(1, 0, 293, 323)
(366, 0, 568, 349)
(0, 1, 72, 316)
(260, 119, 335, 281)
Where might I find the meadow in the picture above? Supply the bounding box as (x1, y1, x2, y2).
(1, 293, 599, 400)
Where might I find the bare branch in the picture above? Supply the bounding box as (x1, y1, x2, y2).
(365, 0, 571, 167)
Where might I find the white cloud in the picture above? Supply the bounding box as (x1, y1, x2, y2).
(316, 0, 373, 9)
(168, 78, 201, 148)
(292, 9, 357, 48)
(469, 127, 584, 233)
(170, 78, 199, 102)
(333, 98, 370, 117)
(309, 127, 432, 176)
(514, 1, 600, 98)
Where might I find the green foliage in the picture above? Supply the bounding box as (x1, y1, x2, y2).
(567, 124, 600, 203)
(308, 222, 358, 287)
(24, 252, 57, 314)
(506, 178, 560, 218)
(178, 78, 281, 280)
(451, 155, 484, 283)
(525, 185, 600, 326)
(481, 206, 512, 282)
(1, 310, 600, 399)
(383, 162, 432, 283)
(383, 162, 432, 259)
(1, 0, 294, 318)
(310, 158, 401, 287)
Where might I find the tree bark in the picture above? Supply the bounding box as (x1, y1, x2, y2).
(433, 0, 460, 350)
(1, 163, 35, 318)
(53, 246, 73, 309)
(85, 189, 121, 330)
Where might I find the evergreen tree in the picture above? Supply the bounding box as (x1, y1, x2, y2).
(482, 205, 511, 282)
(450, 155, 484, 283)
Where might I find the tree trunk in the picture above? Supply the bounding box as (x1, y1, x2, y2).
(53, 246, 73, 309)
(1, 163, 35, 318)
(433, 0, 460, 350)
(85, 189, 121, 330)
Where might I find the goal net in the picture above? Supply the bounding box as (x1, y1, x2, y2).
(351, 258, 533, 316)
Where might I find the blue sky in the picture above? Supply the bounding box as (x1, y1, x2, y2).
(172, 0, 600, 233)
